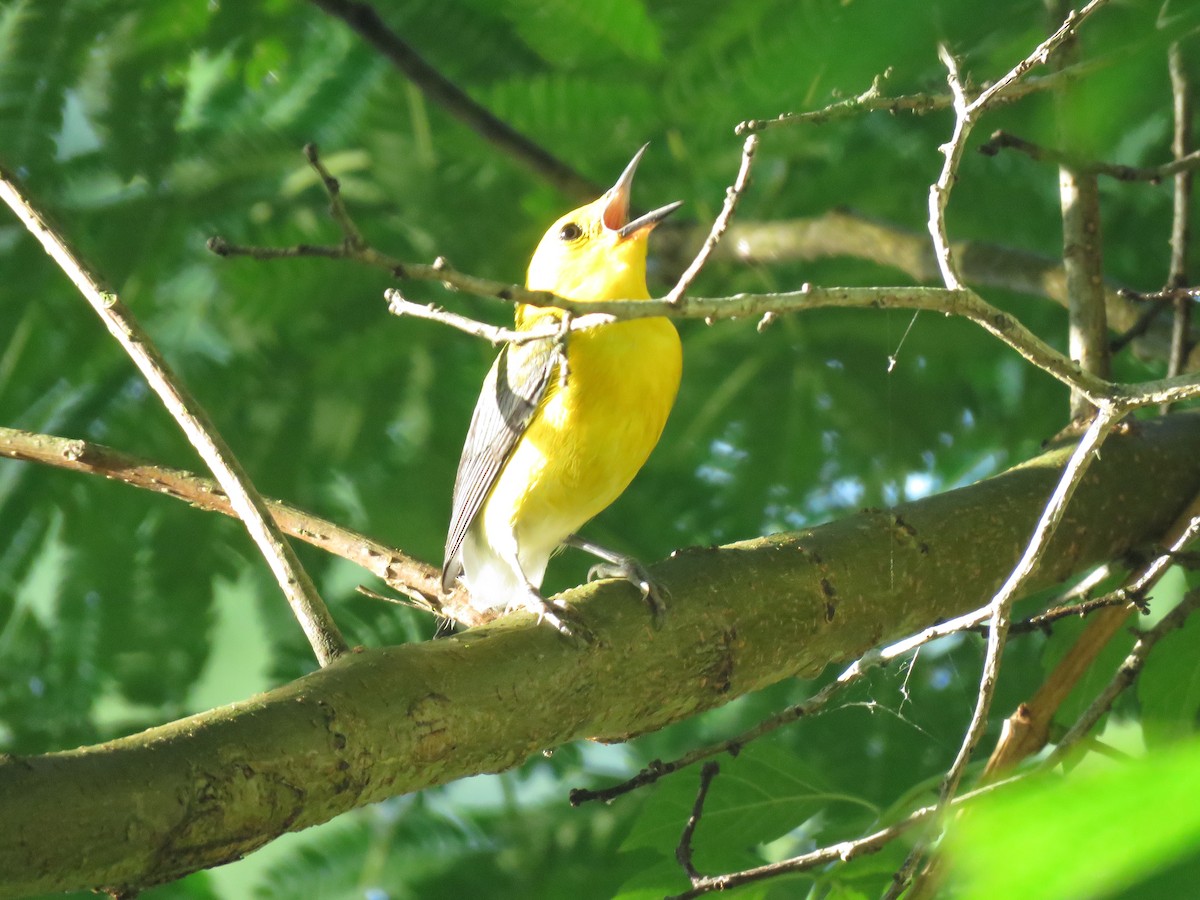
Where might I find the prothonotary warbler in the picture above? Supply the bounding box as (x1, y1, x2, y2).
(441, 145, 682, 636)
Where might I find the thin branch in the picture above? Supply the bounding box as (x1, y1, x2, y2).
(665, 774, 1025, 899)
(979, 130, 1200, 183)
(384, 287, 617, 346)
(676, 762, 720, 883)
(303, 141, 369, 251)
(699, 212, 1154, 348)
(666, 135, 759, 306)
(927, 43, 971, 289)
(971, 0, 1110, 110)
(1045, 0, 1111, 420)
(571, 659, 862, 805)
(924, 0, 1111, 293)
(941, 404, 1119, 798)
(0, 425, 444, 610)
(735, 64, 1100, 136)
(304, 0, 600, 202)
(985, 487, 1200, 777)
(893, 401, 1121, 897)
(1166, 40, 1195, 389)
(211, 152, 1200, 411)
(213, 164, 1139, 409)
(215, 238, 1200, 409)
(0, 166, 348, 667)
(1045, 586, 1200, 767)
(1007, 591, 1131, 634)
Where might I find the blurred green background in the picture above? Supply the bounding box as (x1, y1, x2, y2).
(2, 1, 1200, 897)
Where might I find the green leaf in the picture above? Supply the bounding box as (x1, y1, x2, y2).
(947, 737, 1200, 900)
(499, 0, 663, 66)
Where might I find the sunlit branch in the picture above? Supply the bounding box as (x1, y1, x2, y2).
(0, 426, 443, 610)
(985, 488, 1200, 777)
(666, 134, 759, 306)
(0, 164, 348, 668)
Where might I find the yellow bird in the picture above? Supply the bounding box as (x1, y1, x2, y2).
(442, 145, 682, 634)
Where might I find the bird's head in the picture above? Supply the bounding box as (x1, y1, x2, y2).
(525, 145, 681, 307)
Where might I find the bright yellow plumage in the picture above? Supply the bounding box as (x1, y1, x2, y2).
(442, 146, 681, 632)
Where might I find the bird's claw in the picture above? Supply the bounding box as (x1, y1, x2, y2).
(508, 591, 596, 645)
(587, 558, 668, 625)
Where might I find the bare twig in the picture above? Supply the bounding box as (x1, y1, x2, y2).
(208, 153, 1200, 412)
(0, 166, 348, 666)
(943, 406, 1119, 793)
(303, 142, 369, 250)
(216, 244, 1200, 409)
(664, 774, 1025, 899)
(304, 0, 600, 202)
(925, 0, 1110, 293)
(704, 212, 1155, 347)
(985, 488, 1200, 777)
(666, 135, 759, 306)
(0, 425, 443, 609)
(892, 13, 1117, 889)
(1007, 591, 1130, 634)
(676, 762, 720, 883)
(1046, 587, 1200, 767)
(384, 288, 612, 346)
(928, 44, 971, 289)
(1118, 286, 1200, 302)
(735, 64, 1100, 136)
(979, 130, 1200, 183)
(572, 662, 860, 805)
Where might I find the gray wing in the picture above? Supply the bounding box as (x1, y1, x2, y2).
(442, 338, 557, 592)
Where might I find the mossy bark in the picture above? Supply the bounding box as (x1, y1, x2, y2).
(3, 413, 1199, 897)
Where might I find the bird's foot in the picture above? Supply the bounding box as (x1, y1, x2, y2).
(569, 536, 668, 625)
(507, 590, 596, 645)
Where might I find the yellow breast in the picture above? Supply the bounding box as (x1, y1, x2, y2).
(481, 316, 681, 560)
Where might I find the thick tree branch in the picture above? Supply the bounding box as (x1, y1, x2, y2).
(5, 415, 1195, 896)
(0, 166, 347, 667)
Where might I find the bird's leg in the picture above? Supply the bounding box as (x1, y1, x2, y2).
(522, 593, 594, 644)
(497, 545, 595, 644)
(566, 535, 668, 624)
(551, 311, 573, 389)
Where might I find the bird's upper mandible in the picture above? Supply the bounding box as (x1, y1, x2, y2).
(524, 144, 682, 309)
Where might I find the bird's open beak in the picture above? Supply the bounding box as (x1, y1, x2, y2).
(602, 144, 682, 240)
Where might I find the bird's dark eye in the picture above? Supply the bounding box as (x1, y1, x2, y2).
(558, 222, 583, 241)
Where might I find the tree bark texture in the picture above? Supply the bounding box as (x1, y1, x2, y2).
(4, 413, 1200, 896)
